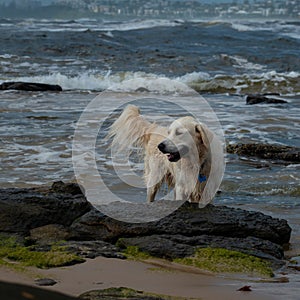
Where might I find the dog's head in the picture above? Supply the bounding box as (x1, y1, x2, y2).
(158, 117, 212, 162)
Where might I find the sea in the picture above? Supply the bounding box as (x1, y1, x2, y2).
(0, 17, 299, 298)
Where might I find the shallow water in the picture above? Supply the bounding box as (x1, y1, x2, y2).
(1, 90, 299, 211)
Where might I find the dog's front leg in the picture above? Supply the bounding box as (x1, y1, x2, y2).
(145, 173, 161, 203)
(147, 185, 159, 203)
(147, 187, 156, 203)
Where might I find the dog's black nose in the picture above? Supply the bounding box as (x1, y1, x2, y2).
(158, 142, 165, 152)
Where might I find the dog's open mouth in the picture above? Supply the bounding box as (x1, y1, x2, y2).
(158, 142, 189, 163)
(166, 152, 181, 162)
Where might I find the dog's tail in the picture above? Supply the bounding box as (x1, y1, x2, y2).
(107, 105, 155, 153)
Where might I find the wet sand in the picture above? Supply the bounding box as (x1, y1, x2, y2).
(0, 257, 279, 300)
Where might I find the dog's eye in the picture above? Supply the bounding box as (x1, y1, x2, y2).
(175, 129, 184, 136)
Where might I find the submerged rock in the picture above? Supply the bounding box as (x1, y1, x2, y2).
(227, 143, 300, 163)
(0, 182, 292, 266)
(246, 94, 288, 105)
(0, 81, 63, 91)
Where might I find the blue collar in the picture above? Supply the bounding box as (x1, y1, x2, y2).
(198, 174, 207, 183)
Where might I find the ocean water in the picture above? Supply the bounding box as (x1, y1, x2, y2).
(0, 18, 299, 94)
(0, 17, 300, 298)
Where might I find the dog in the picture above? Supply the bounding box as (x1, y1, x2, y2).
(107, 105, 223, 205)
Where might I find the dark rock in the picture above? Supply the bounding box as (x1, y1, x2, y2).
(71, 203, 291, 246)
(34, 278, 57, 286)
(26, 115, 59, 121)
(0, 183, 292, 265)
(117, 235, 196, 259)
(117, 234, 284, 264)
(262, 93, 281, 96)
(135, 87, 150, 93)
(0, 182, 91, 236)
(156, 53, 177, 59)
(0, 81, 63, 91)
(29, 224, 74, 244)
(246, 94, 288, 105)
(0, 281, 76, 300)
(61, 240, 126, 259)
(237, 286, 252, 292)
(69, 209, 113, 241)
(227, 143, 300, 163)
(69, 202, 291, 264)
(51, 181, 84, 195)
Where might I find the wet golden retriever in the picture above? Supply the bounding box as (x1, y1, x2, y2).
(108, 105, 223, 205)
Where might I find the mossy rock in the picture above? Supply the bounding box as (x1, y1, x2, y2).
(121, 245, 273, 278)
(174, 248, 274, 278)
(79, 287, 200, 300)
(121, 245, 152, 260)
(0, 235, 84, 269)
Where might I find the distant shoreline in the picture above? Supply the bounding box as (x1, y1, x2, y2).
(0, 10, 298, 21)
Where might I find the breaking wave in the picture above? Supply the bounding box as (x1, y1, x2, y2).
(3, 70, 299, 95)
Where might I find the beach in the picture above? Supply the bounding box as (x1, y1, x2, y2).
(0, 256, 284, 300)
(0, 16, 299, 300)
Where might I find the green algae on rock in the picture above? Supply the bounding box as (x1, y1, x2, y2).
(120, 245, 274, 278)
(174, 248, 274, 278)
(0, 235, 84, 269)
(121, 245, 152, 260)
(79, 287, 201, 300)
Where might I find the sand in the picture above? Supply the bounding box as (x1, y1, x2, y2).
(0, 257, 280, 300)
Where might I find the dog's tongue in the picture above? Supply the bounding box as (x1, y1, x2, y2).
(167, 153, 174, 161)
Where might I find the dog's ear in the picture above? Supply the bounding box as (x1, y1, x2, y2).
(195, 124, 213, 148)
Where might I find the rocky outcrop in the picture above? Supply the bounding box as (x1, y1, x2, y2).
(0, 182, 292, 266)
(246, 94, 288, 105)
(116, 234, 284, 261)
(0, 81, 63, 91)
(227, 143, 300, 164)
(69, 203, 291, 247)
(0, 182, 91, 236)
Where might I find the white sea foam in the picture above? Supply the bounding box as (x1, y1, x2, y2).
(6, 71, 188, 93)
(101, 19, 182, 32)
(108, 76, 193, 94)
(231, 22, 256, 32)
(231, 20, 300, 40)
(282, 32, 300, 40)
(230, 20, 276, 32)
(12, 18, 182, 32)
(177, 70, 300, 94)
(0, 54, 16, 59)
(4, 69, 299, 95)
(222, 55, 266, 71)
(177, 71, 211, 84)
